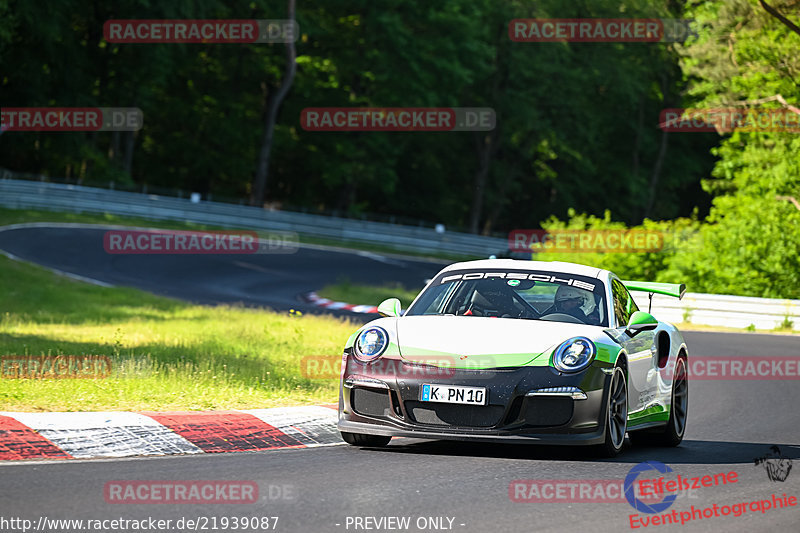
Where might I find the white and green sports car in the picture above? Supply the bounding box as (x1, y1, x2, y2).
(338, 259, 688, 457)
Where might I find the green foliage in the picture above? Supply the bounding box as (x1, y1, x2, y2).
(669, 0, 800, 298)
(536, 209, 702, 284)
(0, 0, 714, 230)
(537, 194, 799, 298)
(666, 194, 800, 298)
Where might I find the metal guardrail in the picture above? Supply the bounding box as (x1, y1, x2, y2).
(630, 291, 800, 332)
(0, 178, 506, 256)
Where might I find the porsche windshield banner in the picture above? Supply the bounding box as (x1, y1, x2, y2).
(439, 271, 597, 292)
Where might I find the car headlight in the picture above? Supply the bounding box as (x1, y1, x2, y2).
(354, 327, 389, 362)
(553, 337, 596, 373)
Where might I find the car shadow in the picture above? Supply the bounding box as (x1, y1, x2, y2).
(361, 438, 800, 465)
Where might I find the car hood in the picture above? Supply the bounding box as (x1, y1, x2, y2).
(395, 315, 605, 369)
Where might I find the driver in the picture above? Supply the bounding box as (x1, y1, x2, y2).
(482, 287, 517, 317)
(544, 285, 594, 323)
(465, 282, 519, 317)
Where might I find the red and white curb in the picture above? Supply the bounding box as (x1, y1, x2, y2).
(0, 405, 343, 461)
(304, 292, 379, 314)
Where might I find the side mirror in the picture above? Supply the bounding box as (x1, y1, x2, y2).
(377, 298, 402, 318)
(625, 310, 658, 337)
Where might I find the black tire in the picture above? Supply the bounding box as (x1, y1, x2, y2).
(595, 366, 628, 458)
(340, 431, 391, 447)
(630, 356, 688, 447)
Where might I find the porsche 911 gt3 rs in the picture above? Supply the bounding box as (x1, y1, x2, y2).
(338, 259, 689, 457)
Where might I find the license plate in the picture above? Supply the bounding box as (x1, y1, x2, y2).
(420, 384, 487, 405)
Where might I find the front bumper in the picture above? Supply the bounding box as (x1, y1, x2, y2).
(338, 354, 614, 446)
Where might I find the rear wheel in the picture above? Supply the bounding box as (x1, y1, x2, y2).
(340, 431, 392, 447)
(595, 367, 628, 458)
(630, 356, 688, 447)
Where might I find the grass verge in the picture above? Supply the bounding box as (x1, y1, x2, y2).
(673, 322, 800, 336)
(0, 252, 356, 412)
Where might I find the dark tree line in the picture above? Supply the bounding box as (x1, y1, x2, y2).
(0, 0, 723, 233)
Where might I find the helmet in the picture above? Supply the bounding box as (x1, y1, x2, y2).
(554, 285, 586, 310)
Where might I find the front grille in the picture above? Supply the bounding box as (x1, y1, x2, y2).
(405, 401, 504, 427)
(352, 388, 392, 417)
(520, 397, 573, 427)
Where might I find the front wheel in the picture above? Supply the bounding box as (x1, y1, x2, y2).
(340, 431, 391, 447)
(595, 367, 628, 458)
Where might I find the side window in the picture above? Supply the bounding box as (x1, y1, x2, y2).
(611, 279, 632, 327)
(408, 282, 453, 315)
(626, 287, 640, 316)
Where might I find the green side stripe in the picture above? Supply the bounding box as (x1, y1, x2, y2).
(400, 349, 549, 369)
(628, 405, 669, 425)
(345, 332, 623, 370)
(344, 331, 358, 350)
(595, 344, 620, 365)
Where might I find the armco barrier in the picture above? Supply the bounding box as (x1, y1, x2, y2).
(0, 178, 505, 256)
(630, 291, 800, 332)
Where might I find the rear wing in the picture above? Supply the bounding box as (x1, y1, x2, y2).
(622, 280, 686, 300)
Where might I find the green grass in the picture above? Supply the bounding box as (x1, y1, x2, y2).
(0, 253, 358, 412)
(0, 205, 447, 412)
(673, 322, 799, 335)
(316, 280, 423, 310)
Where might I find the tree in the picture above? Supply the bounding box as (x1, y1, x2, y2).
(669, 0, 800, 297)
(758, 0, 800, 37)
(251, 0, 297, 206)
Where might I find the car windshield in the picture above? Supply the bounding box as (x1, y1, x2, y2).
(406, 269, 608, 326)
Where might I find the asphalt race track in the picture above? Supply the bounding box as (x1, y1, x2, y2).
(1, 224, 799, 532)
(0, 225, 446, 315)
